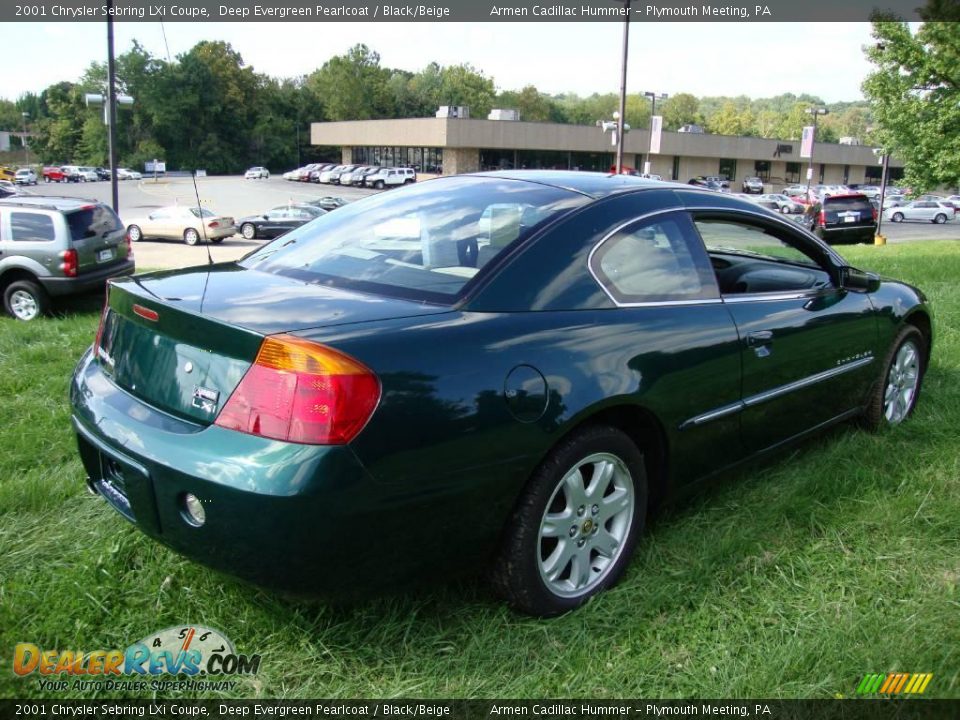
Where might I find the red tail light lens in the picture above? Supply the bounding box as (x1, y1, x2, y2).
(215, 335, 380, 445)
(818, 210, 826, 227)
(872, 207, 878, 221)
(93, 289, 110, 357)
(124, 232, 133, 259)
(60, 249, 78, 277)
(208, 221, 219, 229)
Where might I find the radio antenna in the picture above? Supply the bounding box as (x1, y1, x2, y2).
(191, 170, 214, 265)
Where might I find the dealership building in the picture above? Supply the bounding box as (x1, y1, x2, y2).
(311, 116, 903, 189)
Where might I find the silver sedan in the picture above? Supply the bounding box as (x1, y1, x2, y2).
(883, 201, 957, 224)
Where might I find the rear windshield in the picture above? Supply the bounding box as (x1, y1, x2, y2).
(189, 208, 216, 218)
(66, 205, 123, 241)
(824, 196, 872, 212)
(240, 176, 586, 303)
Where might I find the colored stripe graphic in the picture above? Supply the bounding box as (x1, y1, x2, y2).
(857, 672, 933, 695)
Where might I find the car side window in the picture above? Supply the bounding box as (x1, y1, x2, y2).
(10, 212, 56, 242)
(693, 216, 834, 296)
(591, 213, 719, 304)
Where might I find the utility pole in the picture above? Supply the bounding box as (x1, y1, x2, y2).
(21, 112, 30, 166)
(106, 0, 119, 212)
(614, 0, 631, 174)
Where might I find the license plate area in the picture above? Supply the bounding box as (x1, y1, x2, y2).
(98, 248, 115, 263)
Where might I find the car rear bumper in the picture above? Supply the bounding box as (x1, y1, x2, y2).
(69, 349, 453, 593)
(818, 225, 876, 245)
(40, 259, 136, 296)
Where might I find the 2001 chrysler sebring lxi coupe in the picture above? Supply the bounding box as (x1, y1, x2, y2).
(71, 172, 931, 616)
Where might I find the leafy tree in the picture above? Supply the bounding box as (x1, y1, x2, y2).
(660, 93, 700, 130)
(436, 64, 495, 117)
(307, 44, 392, 121)
(863, 15, 960, 191)
(708, 101, 747, 136)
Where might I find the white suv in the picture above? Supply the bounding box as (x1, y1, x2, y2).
(364, 167, 416, 189)
(245, 166, 270, 179)
(76, 167, 99, 182)
(14, 169, 37, 185)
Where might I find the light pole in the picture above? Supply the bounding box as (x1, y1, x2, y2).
(21, 112, 29, 166)
(873, 146, 891, 241)
(804, 107, 828, 195)
(612, 0, 631, 174)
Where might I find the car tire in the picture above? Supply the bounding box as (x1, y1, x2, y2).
(934, 213, 947, 224)
(892, 212, 904, 223)
(127, 225, 142, 242)
(241, 223, 257, 240)
(404, 179, 414, 185)
(4, 279, 50, 322)
(489, 424, 647, 616)
(861, 325, 926, 430)
(184, 228, 201, 246)
(211, 238, 224, 244)
(374, 180, 385, 189)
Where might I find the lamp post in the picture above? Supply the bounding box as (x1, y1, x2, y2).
(873, 146, 890, 242)
(804, 106, 828, 195)
(21, 112, 29, 166)
(612, 0, 631, 174)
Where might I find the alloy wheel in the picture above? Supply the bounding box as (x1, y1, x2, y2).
(883, 340, 920, 424)
(9, 289, 39, 321)
(537, 452, 635, 599)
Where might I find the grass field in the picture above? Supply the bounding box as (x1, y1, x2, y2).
(1, 241, 958, 700)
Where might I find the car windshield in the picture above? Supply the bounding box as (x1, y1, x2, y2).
(241, 176, 586, 303)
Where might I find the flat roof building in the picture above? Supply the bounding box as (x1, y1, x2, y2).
(311, 117, 903, 190)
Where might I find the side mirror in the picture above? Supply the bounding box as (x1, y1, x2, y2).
(840, 266, 881, 293)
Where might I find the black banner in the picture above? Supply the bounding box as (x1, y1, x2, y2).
(2, 700, 960, 720)
(2, 0, 955, 23)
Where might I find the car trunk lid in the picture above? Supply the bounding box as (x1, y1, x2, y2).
(822, 195, 875, 228)
(98, 266, 450, 423)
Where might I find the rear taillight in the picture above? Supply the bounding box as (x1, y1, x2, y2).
(60, 249, 78, 277)
(872, 207, 878, 221)
(208, 221, 219, 229)
(818, 210, 826, 227)
(93, 289, 110, 357)
(215, 335, 380, 445)
(124, 232, 133, 259)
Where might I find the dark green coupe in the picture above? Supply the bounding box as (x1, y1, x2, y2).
(71, 172, 931, 616)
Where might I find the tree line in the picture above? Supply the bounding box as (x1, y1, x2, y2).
(0, 38, 916, 180)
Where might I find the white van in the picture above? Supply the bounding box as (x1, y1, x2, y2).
(364, 167, 416, 189)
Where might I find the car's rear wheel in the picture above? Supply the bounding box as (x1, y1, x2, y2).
(490, 425, 646, 616)
(374, 180, 385, 189)
(892, 212, 904, 223)
(184, 228, 201, 246)
(127, 225, 142, 242)
(241, 223, 257, 240)
(4, 279, 49, 322)
(862, 325, 926, 430)
(934, 213, 947, 224)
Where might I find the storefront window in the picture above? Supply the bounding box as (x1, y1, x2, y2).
(718, 158, 737, 182)
(785, 162, 801, 183)
(754, 160, 771, 182)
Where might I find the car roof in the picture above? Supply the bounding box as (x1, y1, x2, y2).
(471, 170, 685, 198)
(0, 195, 102, 211)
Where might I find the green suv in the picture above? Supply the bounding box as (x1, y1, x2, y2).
(0, 196, 135, 320)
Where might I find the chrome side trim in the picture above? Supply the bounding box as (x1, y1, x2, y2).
(723, 291, 821, 303)
(743, 356, 875, 408)
(678, 400, 745, 430)
(678, 355, 875, 430)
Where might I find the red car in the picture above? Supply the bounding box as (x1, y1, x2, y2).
(43, 167, 67, 183)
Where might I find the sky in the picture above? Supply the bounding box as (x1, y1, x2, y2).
(1, 21, 877, 103)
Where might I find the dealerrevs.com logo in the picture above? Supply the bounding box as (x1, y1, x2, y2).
(13, 625, 261, 692)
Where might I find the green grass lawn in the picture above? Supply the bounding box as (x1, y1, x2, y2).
(1, 242, 958, 700)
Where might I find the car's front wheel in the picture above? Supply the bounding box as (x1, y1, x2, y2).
(490, 425, 647, 616)
(240, 223, 257, 240)
(374, 180, 385, 189)
(184, 228, 201, 246)
(862, 325, 926, 430)
(4, 279, 49, 321)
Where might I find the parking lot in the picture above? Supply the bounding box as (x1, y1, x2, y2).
(19, 176, 960, 269)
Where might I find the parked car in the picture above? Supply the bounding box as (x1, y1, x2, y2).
(308, 164, 336, 183)
(705, 176, 730, 189)
(237, 204, 326, 240)
(76, 167, 99, 182)
(60, 166, 82, 183)
(124, 205, 235, 245)
(95, 167, 111, 181)
(364, 167, 416, 189)
(0, 195, 134, 320)
(853, 185, 881, 199)
(782, 185, 810, 200)
(0, 180, 23, 198)
(304, 196, 349, 211)
(245, 166, 270, 180)
(742, 176, 764, 194)
(116, 168, 142, 180)
(756, 194, 805, 214)
(805, 193, 877, 244)
(14, 169, 37, 185)
(71, 172, 931, 615)
(340, 166, 380, 186)
(884, 201, 956, 224)
(42, 167, 67, 183)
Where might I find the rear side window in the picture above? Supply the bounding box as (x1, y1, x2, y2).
(66, 205, 122, 241)
(592, 213, 718, 304)
(10, 212, 56, 242)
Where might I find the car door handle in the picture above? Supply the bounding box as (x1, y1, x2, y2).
(746, 330, 774, 347)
